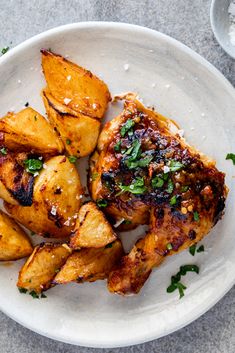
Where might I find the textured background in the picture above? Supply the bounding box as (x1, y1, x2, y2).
(0, 0, 235, 352)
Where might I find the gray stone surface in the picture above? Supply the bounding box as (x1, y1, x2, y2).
(0, 0, 235, 352)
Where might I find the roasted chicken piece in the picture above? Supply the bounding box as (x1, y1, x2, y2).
(41, 50, 111, 158)
(89, 93, 227, 295)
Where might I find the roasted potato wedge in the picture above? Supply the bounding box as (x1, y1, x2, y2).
(17, 243, 71, 293)
(5, 155, 83, 238)
(0, 108, 63, 155)
(41, 49, 111, 119)
(43, 90, 100, 158)
(54, 240, 124, 284)
(0, 151, 34, 206)
(0, 210, 33, 261)
(70, 202, 116, 249)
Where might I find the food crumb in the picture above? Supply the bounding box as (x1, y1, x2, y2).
(50, 205, 57, 216)
(64, 98, 72, 105)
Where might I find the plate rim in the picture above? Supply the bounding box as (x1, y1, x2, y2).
(0, 21, 235, 348)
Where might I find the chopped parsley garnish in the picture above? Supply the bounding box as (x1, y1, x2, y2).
(30, 231, 35, 236)
(166, 179, 174, 193)
(120, 119, 135, 137)
(167, 264, 199, 299)
(117, 177, 147, 196)
(97, 199, 108, 208)
(189, 244, 196, 256)
(152, 176, 164, 188)
(18, 287, 27, 294)
(189, 244, 204, 255)
(193, 211, 200, 222)
(68, 155, 77, 164)
(166, 242, 173, 250)
(0, 147, 7, 155)
(126, 156, 153, 169)
(181, 185, 189, 192)
(66, 138, 71, 145)
(197, 245, 204, 253)
(114, 140, 121, 152)
(168, 160, 184, 172)
(226, 153, 235, 165)
(91, 172, 99, 181)
(41, 293, 47, 298)
(170, 195, 177, 206)
(29, 290, 39, 299)
(105, 243, 113, 248)
(123, 219, 132, 224)
(24, 158, 43, 175)
(1, 46, 9, 55)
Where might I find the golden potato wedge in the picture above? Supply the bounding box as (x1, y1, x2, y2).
(0, 210, 33, 261)
(0, 151, 34, 206)
(5, 155, 83, 238)
(41, 49, 111, 119)
(0, 108, 64, 155)
(43, 90, 100, 158)
(70, 202, 116, 249)
(54, 240, 124, 284)
(17, 243, 71, 293)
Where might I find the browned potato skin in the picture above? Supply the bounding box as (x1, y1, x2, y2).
(0, 108, 64, 155)
(5, 155, 83, 238)
(41, 49, 111, 119)
(70, 202, 116, 249)
(0, 210, 33, 261)
(0, 151, 34, 206)
(54, 240, 124, 285)
(17, 243, 71, 293)
(43, 90, 101, 158)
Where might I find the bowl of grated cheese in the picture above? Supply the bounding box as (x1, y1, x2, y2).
(210, 0, 235, 58)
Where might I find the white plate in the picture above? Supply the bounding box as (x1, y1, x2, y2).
(0, 22, 235, 348)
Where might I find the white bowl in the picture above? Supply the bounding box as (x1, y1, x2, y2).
(210, 0, 235, 58)
(0, 22, 235, 348)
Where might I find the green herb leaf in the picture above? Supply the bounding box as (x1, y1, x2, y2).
(91, 172, 99, 181)
(189, 244, 196, 256)
(170, 195, 177, 206)
(181, 185, 189, 192)
(0, 147, 7, 155)
(167, 283, 177, 293)
(176, 282, 187, 299)
(166, 242, 173, 250)
(152, 176, 164, 188)
(114, 140, 121, 152)
(24, 158, 43, 175)
(126, 156, 153, 169)
(197, 245, 204, 253)
(1, 46, 9, 55)
(66, 138, 71, 145)
(180, 264, 199, 275)
(97, 199, 108, 208)
(226, 153, 235, 165)
(120, 119, 135, 137)
(68, 155, 77, 164)
(29, 290, 39, 299)
(123, 219, 132, 225)
(18, 287, 27, 294)
(166, 179, 174, 193)
(193, 211, 200, 222)
(105, 243, 113, 248)
(117, 177, 147, 196)
(169, 160, 184, 172)
(41, 293, 47, 298)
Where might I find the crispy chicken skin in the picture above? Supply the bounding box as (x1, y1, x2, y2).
(89, 93, 227, 295)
